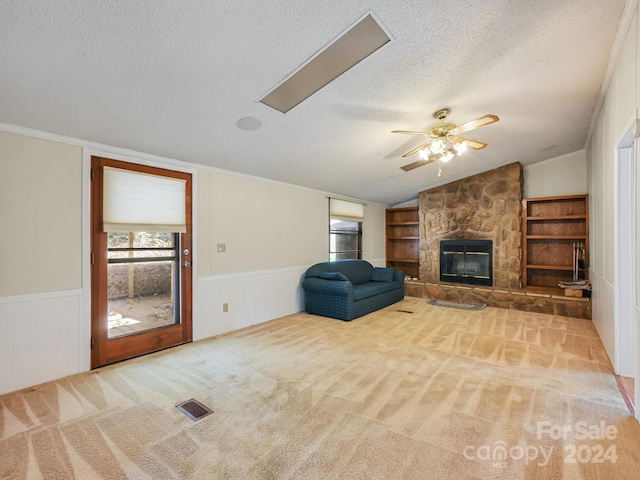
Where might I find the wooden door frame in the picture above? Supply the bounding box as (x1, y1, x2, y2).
(90, 156, 192, 368)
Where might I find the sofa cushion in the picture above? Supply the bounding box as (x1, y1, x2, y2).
(353, 281, 400, 301)
(318, 272, 349, 281)
(370, 267, 395, 282)
(304, 259, 374, 285)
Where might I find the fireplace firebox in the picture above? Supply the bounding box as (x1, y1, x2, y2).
(440, 239, 493, 286)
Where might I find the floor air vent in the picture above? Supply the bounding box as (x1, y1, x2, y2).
(176, 398, 213, 421)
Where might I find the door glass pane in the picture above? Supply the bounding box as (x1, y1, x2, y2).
(107, 232, 179, 339)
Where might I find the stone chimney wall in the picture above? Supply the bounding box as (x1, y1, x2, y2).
(418, 162, 523, 289)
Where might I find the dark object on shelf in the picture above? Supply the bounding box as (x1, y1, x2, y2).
(572, 242, 587, 281)
(559, 279, 592, 298)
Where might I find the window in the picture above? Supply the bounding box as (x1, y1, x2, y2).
(330, 219, 362, 260)
(107, 232, 180, 338)
(329, 198, 364, 261)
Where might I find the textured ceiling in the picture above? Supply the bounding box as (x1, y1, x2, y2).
(0, 0, 628, 205)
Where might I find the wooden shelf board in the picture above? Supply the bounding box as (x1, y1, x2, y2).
(388, 236, 419, 240)
(525, 235, 587, 240)
(387, 206, 419, 212)
(526, 264, 574, 271)
(387, 222, 419, 226)
(525, 215, 586, 221)
(388, 258, 419, 263)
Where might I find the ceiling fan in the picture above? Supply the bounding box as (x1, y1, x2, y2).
(392, 109, 499, 172)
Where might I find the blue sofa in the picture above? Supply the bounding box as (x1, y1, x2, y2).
(302, 259, 404, 321)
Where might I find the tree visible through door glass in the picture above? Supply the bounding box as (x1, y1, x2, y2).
(106, 232, 180, 338)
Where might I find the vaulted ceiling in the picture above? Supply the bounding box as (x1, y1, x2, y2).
(0, 0, 628, 205)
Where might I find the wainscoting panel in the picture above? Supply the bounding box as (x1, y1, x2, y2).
(637, 305, 640, 422)
(590, 270, 615, 369)
(0, 290, 83, 396)
(194, 267, 307, 341)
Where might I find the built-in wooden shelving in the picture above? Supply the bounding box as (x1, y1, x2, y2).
(386, 207, 419, 278)
(522, 194, 589, 289)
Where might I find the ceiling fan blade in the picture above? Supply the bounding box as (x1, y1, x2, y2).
(449, 114, 499, 136)
(452, 136, 487, 150)
(391, 130, 430, 136)
(400, 155, 439, 172)
(400, 160, 429, 172)
(401, 141, 432, 158)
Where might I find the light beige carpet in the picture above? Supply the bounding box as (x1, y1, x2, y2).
(1, 297, 639, 479)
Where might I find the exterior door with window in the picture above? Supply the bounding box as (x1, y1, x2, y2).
(90, 157, 192, 368)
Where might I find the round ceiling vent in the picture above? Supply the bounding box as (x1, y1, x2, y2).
(236, 117, 262, 131)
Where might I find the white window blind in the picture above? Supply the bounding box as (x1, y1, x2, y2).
(330, 198, 365, 221)
(103, 166, 187, 233)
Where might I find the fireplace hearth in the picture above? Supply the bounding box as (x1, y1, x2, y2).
(440, 239, 493, 286)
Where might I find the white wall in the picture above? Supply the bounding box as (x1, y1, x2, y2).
(197, 170, 328, 276)
(0, 132, 83, 296)
(523, 151, 587, 198)
(395, 152, 588, 209)
(364, 203, 387, 265)
(392, 198, 419, 208)
(0, 128, 387, 395)
(193, 168, 386, 340)
(0, 131, 85, 394)
(586, 1, 639, 394)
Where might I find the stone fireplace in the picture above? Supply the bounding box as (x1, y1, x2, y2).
(419, 162, 523, 289)
(406, 161, 590, 319)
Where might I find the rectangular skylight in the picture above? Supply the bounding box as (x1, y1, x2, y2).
(259, 13, 391, 113)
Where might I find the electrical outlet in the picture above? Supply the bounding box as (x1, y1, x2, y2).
(222, 303, 229, 313)
(217, 243, 226, 253)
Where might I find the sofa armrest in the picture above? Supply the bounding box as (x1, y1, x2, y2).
(393, 269, 405, 283)
(302, 277, 353, 297)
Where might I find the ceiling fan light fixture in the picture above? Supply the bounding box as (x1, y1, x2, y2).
(430, 139, 445, 154)
(441, 150, 454, 163)
(453, 141, 468, 155)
